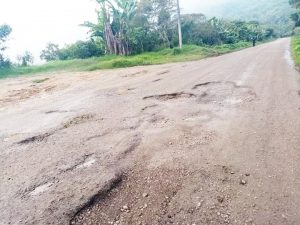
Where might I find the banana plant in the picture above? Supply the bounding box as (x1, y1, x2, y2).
(87, 0, 137, 55)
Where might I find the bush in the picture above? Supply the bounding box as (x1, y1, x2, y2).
(173, 47, 182, 55)
(58, 40, 104, 60)
(112, 59, 143, 68)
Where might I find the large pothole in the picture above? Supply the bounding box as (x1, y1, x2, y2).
(193, 81, 256, 107)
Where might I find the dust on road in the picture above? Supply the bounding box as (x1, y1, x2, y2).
(1, 38, 300, 225)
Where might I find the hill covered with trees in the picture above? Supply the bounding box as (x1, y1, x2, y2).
(203, 0, 295, 36)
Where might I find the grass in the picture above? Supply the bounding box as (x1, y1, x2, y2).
(291, 34, 300, 67)
(0, 42, 252, 79)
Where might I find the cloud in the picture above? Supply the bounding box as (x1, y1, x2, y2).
(0, 0, 97, 62)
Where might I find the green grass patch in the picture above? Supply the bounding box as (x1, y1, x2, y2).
(0, 42, 252, 79)
(291, 35, 300, 67)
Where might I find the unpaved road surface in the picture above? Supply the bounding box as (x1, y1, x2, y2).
(1, 38, 300, 225)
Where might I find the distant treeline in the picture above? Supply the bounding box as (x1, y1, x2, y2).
(203, 0, 295, 37)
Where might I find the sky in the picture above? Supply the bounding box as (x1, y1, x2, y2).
(0, 0, 226, 63)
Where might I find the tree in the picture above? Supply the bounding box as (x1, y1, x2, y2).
(40, 43, 60, 61)
(17, 51, 34, 67)
(87, 0, 138, 55)
(290, 0, 300, 9)
(0, 24, 12, 68)
(290, 0, 300, 27)
(84, 0, 177, 55)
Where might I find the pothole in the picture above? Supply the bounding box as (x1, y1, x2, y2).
(17, 132, 54, 145)
(184, 113, 212, 123)
(23, 178, 58, 197)
(65, 154, 97, 172)
(71, 172, 124, 224)
(157, 70, 170, 75)
(45, 110, 68, 114)
(29, 182, 54, 196)
(141, 104, 159, 112)
(143, 92, 196, 101)
(123, 70, 148, 78)
(76, 157, 96, 169)
(63, 114, 95, 129)
(193, 81, 256, 106)
(17, 114, 97, 145)
(153, 79, 162, 83)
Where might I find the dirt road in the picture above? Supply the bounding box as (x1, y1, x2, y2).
(0, 38, 300, 225)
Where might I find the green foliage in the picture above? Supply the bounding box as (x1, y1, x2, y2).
(112, 59, 144, 68)
(290, 0, 300, 27)
(58, 40, 104, 60)
(181, 15, 274, 46)
(290, 0, 300, 9)
(291, 35, 300, 66)
(205, 0, 295, 36)
(172, 47, 182, 55)
(40, 43, 60, 62)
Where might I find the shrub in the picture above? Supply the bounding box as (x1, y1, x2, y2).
(112, 59, 142, 68)
(58, 40, 104, 60)
(173, 47, 182, 55)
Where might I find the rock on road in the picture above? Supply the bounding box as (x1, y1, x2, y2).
(0, 38, 300, 225)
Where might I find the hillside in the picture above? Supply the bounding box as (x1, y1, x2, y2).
(203, 0, 295, 36)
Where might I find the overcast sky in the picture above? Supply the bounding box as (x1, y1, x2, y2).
(0, 0, 226, 62)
